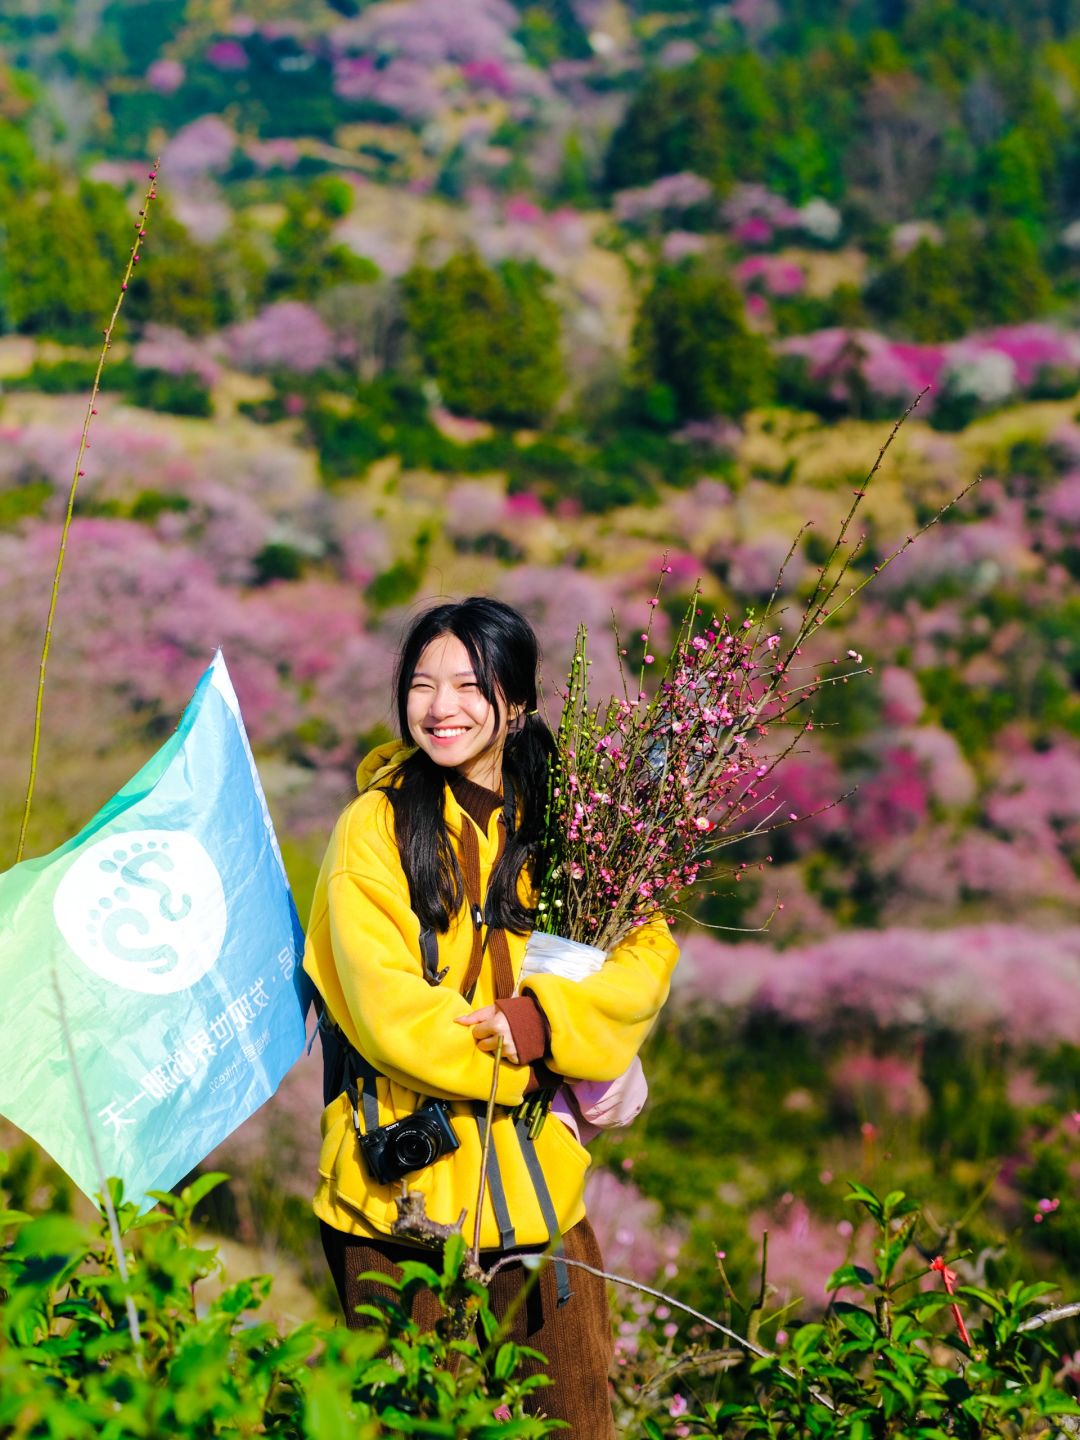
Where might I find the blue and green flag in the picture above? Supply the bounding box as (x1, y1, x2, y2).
(0, 652, 308, 1207)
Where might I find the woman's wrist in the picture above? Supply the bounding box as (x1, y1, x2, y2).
(495, 994, 551, 1066)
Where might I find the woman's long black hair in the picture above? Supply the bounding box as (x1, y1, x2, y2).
(386, 597, 557, 935)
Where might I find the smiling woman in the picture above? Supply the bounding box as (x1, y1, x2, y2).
(405, 632, 520, 789)
(301, 596, 679, 1437)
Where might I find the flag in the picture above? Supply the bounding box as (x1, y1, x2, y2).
(0, 651, 308, 1208)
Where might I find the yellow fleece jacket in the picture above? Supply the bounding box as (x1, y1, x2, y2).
(304, 742, 680, 1249)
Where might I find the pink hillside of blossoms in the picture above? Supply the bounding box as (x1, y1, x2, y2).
(780, 324, 1080, 415)
(674, 925, 1080, 1047)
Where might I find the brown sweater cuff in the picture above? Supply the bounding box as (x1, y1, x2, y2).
(496, 995, 550, 1066)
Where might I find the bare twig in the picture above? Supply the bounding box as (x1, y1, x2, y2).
(15, 162, 160, 865)
(482, 1252, 839, 1413)
(640, 1346, 745, 1393)
(1019, 1300, 1080, 1332)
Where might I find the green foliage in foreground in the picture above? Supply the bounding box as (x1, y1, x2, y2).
(3, 1149, 1080, 1439)
(0, 1161, 557, 1439)
(627, 1187, 1080, 1439)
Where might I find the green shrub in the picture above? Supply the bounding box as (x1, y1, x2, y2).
(253, 542, 307, 584)
(6, 356, 212, 416)
(918, 667, 1019, 758)
(5, 356, 126, 393)
(1, 181, 131, 341)
(124, 212, 236, 335)
(0, 480, 50, 527)
(866, 218, 1052, 342)
(128, 367, 213, 417)
(129, 490, 192, 522)
(403, 252, 565, 426)
(631, 260, 775, 425)
(0, 1161, 560, 1438)
(676, 1185, 1080, 1439)
(270, 181, 378, 303)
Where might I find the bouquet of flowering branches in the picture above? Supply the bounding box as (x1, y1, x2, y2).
(530, 408, 974, 954)
(510, 408, 973, 1139)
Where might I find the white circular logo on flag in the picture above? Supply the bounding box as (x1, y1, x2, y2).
(54, 831, 227, 994)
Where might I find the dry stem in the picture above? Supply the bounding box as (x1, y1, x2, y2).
(15, 162, 161, 865)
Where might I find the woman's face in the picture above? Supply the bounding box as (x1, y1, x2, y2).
(406, 633, 518, 790)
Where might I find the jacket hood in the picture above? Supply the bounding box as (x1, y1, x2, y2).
(355, 739, 415, 794)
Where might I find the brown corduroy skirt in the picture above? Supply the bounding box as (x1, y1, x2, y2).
(321, 1217, 617, 1439)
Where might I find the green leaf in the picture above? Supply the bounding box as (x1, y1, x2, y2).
(642, 1420, 665, 1440)
(844, 1183, 884, 1220)
(442, 1231, 466, 1283)
(11, 1214, 88, 1260)
(826, 1263, 875, 1290)
(398, 1260, 443, 1291)
(955, 1285, 1006, 1316)
(493, 1342, 520, 1381)
(179, 1171, 230, 1210)
(898, 1293, 954, 1317)
(833, 1302, 879, 1340)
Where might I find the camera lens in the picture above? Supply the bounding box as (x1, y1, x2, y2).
(393, 1117, 439, 1172)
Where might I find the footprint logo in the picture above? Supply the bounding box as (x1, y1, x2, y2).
(55, 831, 227, 994)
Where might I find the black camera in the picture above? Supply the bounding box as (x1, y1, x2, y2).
(358, 1099, 461, 1186)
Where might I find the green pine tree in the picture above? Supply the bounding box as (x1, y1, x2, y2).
(402, 251, 564, 425)
(630, 260, 775, 424)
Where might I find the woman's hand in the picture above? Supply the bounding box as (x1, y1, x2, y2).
(454, 1005, 519, 1064)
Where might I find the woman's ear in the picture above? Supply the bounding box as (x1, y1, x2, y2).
(507, 703, 526, 735)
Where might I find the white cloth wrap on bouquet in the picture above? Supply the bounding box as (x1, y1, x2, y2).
(521, 931, 648, 1144)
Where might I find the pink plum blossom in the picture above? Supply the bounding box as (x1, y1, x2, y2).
(830, 1052, 929, 1118)
(735, 255, 806, 297)
(333, 56, 443, 120)
(132, 326, 221, 387)
(331, 0, 517, 66)
(584, 1170, 683, 1282)
(223, 303, 335, 374)
(161, 116, 237, 179)
(613, 172, 714, 226)
(145, 58, 185, 93)
(205, 39, 249, 70)
(747, 1197, 850, 1312)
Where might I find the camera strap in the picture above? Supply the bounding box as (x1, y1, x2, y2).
(343, 1051, 381, 1136)
(473, 1105, 517, 1250)
(514, 1117, 572, 1306)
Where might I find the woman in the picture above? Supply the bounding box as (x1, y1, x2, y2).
(304, 596, 679, 1436)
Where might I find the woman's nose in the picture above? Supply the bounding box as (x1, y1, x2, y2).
(428, 685, 458, 717)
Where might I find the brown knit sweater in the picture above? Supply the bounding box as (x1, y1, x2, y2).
(445, 771, 551, 1069)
